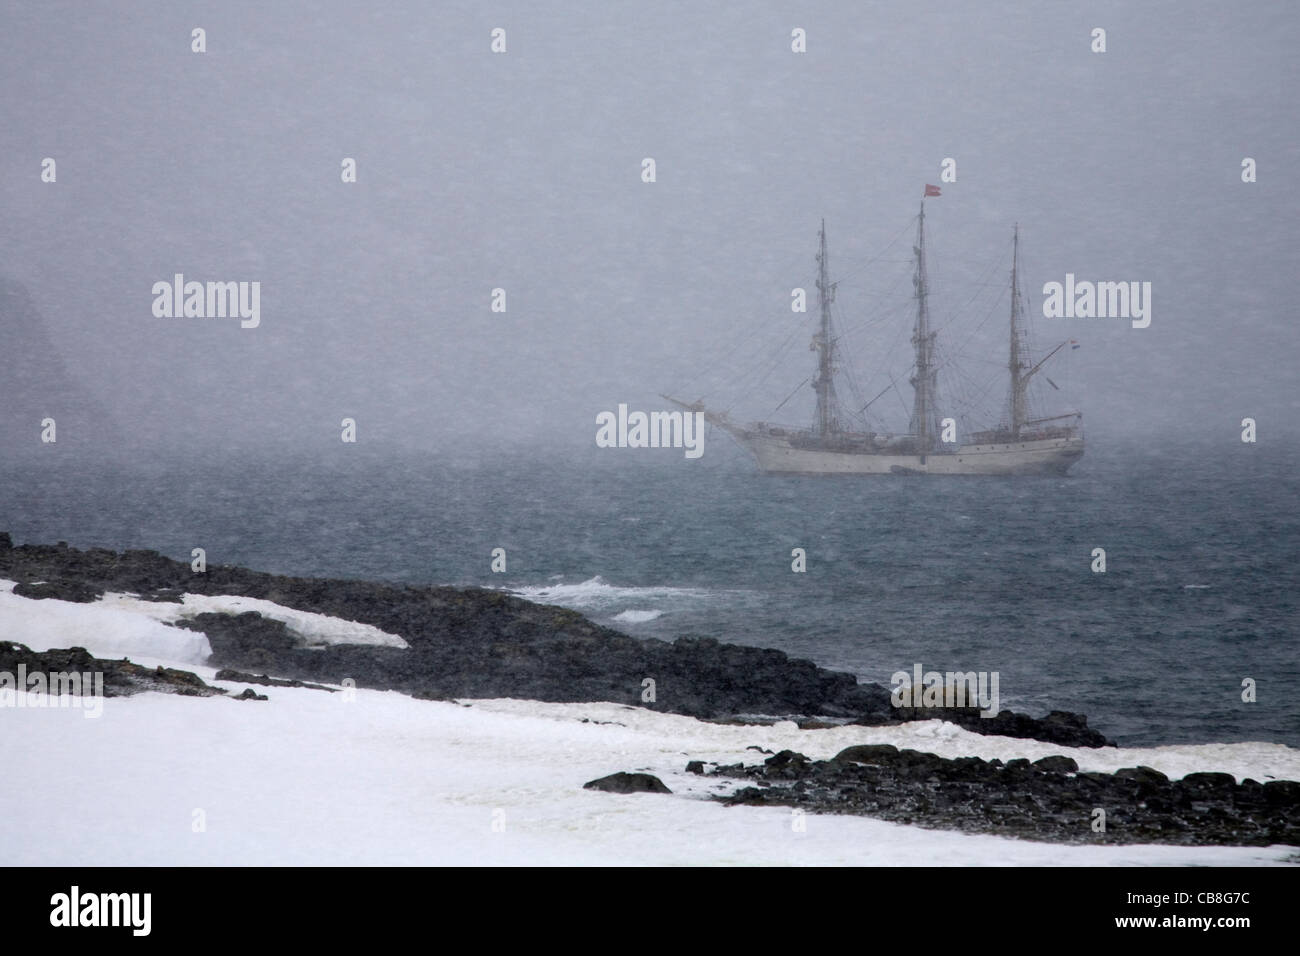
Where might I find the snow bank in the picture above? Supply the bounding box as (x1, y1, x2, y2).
(0, 582, 213, 665)
(102, 592, 408, 649)
(0, 580, 407, 666)
(1, 578, 1296, 865)
(3, 683, 1294, 866)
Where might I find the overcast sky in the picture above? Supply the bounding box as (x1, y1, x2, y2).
(2, 0, 1297, 458)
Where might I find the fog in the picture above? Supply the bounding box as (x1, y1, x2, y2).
(2, 0, 1297, 461)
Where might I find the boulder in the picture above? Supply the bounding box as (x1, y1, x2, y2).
(1115, 766, 1169, 786)
(1032, 755, 1079, 773)
(583, 772, 672, 794)
(834, 744, 900, 765)
(13, 578, 101, 603)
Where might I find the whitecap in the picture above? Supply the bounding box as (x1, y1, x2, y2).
(507, 576, 714, 611)
(611, 609, 663, 624)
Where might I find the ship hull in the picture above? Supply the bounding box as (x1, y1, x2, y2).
(734, 433, 1084, 476)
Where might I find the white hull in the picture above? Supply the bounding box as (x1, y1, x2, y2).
(734, 432, 1084, 476)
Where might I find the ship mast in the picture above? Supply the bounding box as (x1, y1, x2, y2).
(1008, 223, 1029, 438)
(1007, 225, 1078, 437)
(909, 202, 939, 448)
(812, 219, 839, 437)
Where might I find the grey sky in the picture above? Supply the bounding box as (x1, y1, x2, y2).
(2, 0, 1297, 457)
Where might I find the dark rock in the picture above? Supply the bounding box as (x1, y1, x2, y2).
(177, 612, 297, 654)
(0, 641, 226, 698)
(696, 744, 1300, 846)
(135, 589, 184, 604)
(686, 761, 707, 774)
(410, 689, 449, 702)
(1263, 780, 1300, 804)
(233, 688, 268, 701)
(964, 709, 1111, 748)
(583, 772, 672, 795)
(892, 749, 945, 774)
(13, 578, 102, 603)
(1181, 772, 1238, 791)
(1032, 755, 1079, 773)
(213, 669, 338, 692)
(1115, 766, 1169, 786)
(858, 703, 1112, 748)
(835, 744, 900, 764)
(764, 750, 812, 769)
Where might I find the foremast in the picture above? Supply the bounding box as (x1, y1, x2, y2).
(1008, 223, 1029, 438)
(1003, 223, 1078, 439)
(812, 219, 841, 437)
(909, 201, 940, 449)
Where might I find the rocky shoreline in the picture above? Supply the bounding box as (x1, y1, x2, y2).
(697, 745, 1300, 846)
(0, 535, 1108, 745)
(3, 534, 1297, 847)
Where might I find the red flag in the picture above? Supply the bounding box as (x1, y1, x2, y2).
(924, 184, 941, 197)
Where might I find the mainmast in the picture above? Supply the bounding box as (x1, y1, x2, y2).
(1008, 223, 1029, 438)
(812, 219, 839, 437)
(909, 202, 939, 448)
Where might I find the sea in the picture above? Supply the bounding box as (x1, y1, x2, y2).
(3, 433, 1297, 749)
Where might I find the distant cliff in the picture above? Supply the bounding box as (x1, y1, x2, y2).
(0, 276, 120, 457)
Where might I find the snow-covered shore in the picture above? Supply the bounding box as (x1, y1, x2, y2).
(2, 582, 1297, 866)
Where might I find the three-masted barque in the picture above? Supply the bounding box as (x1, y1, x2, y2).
(669, 193, 1084, 475)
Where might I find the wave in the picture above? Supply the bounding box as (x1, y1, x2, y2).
(506, 576, 715, 611)
(611, 609, 663, 624)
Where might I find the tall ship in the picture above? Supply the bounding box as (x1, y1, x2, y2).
(668, 194, 1084, 475)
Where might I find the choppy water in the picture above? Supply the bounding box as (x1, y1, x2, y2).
(4, 435, 1297, 747)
